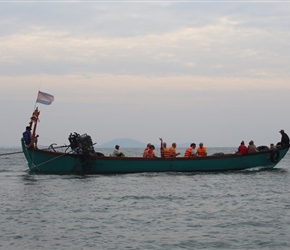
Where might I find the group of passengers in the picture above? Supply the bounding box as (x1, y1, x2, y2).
(110, 129, 290, 158)
(142, 138, 207, 158)
(237, 140, 258, 154)
(237, 129, 290, 155)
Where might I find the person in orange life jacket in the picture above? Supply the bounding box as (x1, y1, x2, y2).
(159, 138, 171, 158)
(159, 138, 167, 158)
(146, 145, 156, 158)
(184, 143, 197, 157)
(143, 143, 151, 158)
(169, 143, 180, 158)
(237, 141, 247, 155)
(196, 142, 207, 156)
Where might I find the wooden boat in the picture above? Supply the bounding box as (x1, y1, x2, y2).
(22, 108, 289, 174)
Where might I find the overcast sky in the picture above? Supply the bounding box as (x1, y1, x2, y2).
(1, 0, 290, 148)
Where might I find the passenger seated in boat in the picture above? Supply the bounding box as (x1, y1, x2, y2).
(143, 143, 151, 158)
(270, 143, 276, 150)
(169, 143, 180, 158)
(237, 141, 247, 155)
(196, 143, 207, 156)
(145, 145, 157, 158)
(184, 143, 197, 157)
(159, 138, 170, 158)
(247, 140, 258, 153)
(111, 145, 125, 157)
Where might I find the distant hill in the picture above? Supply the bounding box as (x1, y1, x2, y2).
(99, 138, 146, 148)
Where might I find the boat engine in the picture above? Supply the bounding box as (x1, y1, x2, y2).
(68, 132, 93, 153)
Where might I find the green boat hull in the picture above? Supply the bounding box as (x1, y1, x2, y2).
(21, 139, 289, 174)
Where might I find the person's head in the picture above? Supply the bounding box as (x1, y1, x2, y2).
(146, 143, 151, 148)
(162, 142, 167, 147)
(199, 143, 203, 148)
(26, 126, 31, 131)
(115, 145, 120, 150)
(172, 143, 177, 148)
(241, 141, 245, 145)
(280, 129, 285, 134)
(150, 145, 155, 150)
(249, 140, 254, 145)
(190, 143, 196, 148)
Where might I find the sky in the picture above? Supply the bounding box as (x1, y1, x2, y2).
(1, 0, 290, 148)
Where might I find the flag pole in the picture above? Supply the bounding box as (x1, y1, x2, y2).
(34, 83, 42, 109)
(34, 91, 38, 110)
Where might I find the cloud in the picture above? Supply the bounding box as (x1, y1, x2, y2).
(1, 2, 290, 147)
(1, 13, 290, 79)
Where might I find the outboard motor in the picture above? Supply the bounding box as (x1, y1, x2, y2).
(68, 132, 80, 150)
(68, 132, 93, 153)
(68, 132, 95, 174)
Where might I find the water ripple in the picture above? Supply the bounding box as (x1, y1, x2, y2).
(0, 150, 290, 249)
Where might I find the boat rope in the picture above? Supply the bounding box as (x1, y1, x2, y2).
(33, 150, 74, 168)
(0, 151, 23, 157)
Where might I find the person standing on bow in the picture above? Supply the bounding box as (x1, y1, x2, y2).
(279, 129, 290, 146)
(196, 142, 207, 156)
(169, 143, 180, 158)
(22, 126, 32, 147)
(184, 143, 197, 157)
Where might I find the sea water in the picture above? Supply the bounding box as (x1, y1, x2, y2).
(0, 147, 289, 250)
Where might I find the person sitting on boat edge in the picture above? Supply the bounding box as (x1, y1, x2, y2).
(196, 142, 207, 156)
(145, 144, 157, 158)
(34, 134, 39, 149)
(237, 141, 247, 155)
(111, 145, 125, 157)
(184, 143, 197, 157)
(22, 126, 32, 147)
(247, 140, 258, 153)
(159, 138, 170, 158)
(169, 143, 180, 158)
(143, 143, 151, 158)
(279, 129, 289, 146)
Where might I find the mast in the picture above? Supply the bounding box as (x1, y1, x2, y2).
(28, 107, 40, 148)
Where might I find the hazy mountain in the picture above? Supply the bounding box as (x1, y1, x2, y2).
(99, 138, 146, 148)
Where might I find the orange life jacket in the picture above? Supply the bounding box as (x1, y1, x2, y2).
(184, 147, 193, 157)
(169, 147, 177, 158)
(143, 147, 149, 158)
(146, 149, 155, 158)
(163, 148, 170, 158)
(160, 148, 165, 158)
(197, 147, 207, 156)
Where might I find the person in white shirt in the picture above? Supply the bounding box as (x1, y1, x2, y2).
(111, 145, 124, 157)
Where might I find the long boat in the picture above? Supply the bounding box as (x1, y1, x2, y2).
(22, 108, 289, 174)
